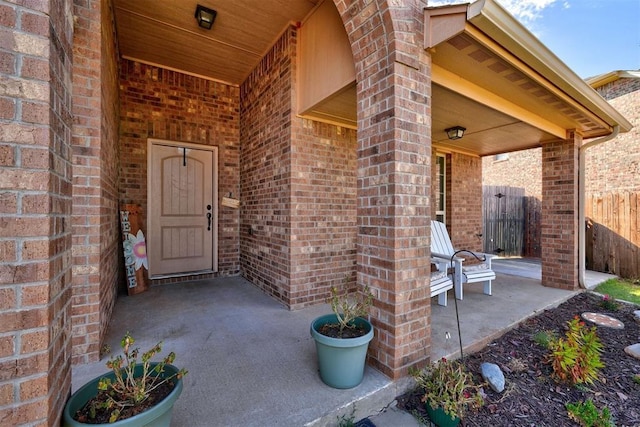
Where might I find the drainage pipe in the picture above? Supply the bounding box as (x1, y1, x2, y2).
(578, 125, 620, 289)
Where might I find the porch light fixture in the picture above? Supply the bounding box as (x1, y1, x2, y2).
(445, 126, 466, 140)
(195, 4, 217, 30)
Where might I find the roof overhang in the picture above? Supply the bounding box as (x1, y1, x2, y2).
(586, 70, 640, 89)
(425, 0, 632, 157)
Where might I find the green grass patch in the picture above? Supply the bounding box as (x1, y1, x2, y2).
(594, 278, 640, 305)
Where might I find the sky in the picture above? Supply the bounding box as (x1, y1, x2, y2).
(429, 0, 640, 79)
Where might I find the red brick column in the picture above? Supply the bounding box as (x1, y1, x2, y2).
(541, 132, 581, 290)
(0, 0, 74, 424)
(336, 0, 433, 379)
(71, 0, 121, 365)
(449, 153, 483, 251)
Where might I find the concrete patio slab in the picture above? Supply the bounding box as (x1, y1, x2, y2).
(70, 260, 615, 426)
(71, 277, 400, 427)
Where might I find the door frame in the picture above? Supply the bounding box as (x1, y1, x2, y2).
(147, 138, 219, 278)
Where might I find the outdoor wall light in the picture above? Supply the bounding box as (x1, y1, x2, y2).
(445, 126, 466, 140)
(195, 4, 217, 30)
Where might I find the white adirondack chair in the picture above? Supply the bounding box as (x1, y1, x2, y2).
(430, 220, 496, 300)
(430, 261, 454, 306)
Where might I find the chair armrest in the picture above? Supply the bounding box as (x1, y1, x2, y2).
(431, 252, 464, 263)
(475, 252, 496, 267)
(431, 255, 464, 289)
(430, 257, 449, 273)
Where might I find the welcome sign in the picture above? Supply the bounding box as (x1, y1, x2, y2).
(119, 204, 149, 295)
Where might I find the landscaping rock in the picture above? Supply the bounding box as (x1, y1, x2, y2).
(633, 310, 640, 325)
(581, 312, 624, 329)
(480, 362, 505, 393)
(624, 343, 640, 360)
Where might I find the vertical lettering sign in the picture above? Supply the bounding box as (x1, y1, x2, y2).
(119, 204, 149, 295)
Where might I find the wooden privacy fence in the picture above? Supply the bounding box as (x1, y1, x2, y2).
(482, 186, 541, 258)
(585, 192, 640, 279)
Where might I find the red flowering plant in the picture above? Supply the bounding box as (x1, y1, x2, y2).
(599, 294, 620, 311)
(412, 357, 485, 420)
(547, 316, 604, 385)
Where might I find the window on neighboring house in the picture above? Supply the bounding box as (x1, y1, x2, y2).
(436, 154, 446, 224)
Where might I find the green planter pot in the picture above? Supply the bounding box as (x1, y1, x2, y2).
(63, 363, 183, 427)
(425, 402, 461, 427)
(310, 314, 374, 389)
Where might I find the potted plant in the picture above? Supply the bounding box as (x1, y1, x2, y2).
(310, 286, 374, 389)
(412, 357, 484, 427)
(63, 333, 188, 426)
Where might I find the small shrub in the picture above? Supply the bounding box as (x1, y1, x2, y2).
(547, 316, 604, 385)
(533, 329, 557, 349)
(330, 286, 373, 334)
(633, 374, 640, 385)
(83, 333, 187, 423)
(566, 399, 614, 427)
(599, 294, 619, 311)
(412, 357, 484, 420)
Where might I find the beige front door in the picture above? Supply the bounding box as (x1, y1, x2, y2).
(147, 140, 218, 277)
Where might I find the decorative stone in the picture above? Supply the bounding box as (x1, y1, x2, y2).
(633, 310, 640, 325)
(581, 312, 624, 329)
(480, 362, 505, 393)
(624, 343, 640, 360)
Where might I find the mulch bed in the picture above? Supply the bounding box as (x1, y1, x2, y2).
(397, 292, 640, 426)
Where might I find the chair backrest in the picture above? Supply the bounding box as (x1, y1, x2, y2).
(431, 220, 455, 256)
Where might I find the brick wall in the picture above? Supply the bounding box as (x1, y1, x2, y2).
(239, 29, 294, 302)
(586, 78, 640, 194)
(239, 26, 358, 309)
(596, 77, 640, 101)
(119, 60, 241, 280)
(0, 0, 74, 424)
(98, 0, 120, 364)
(70, 0, 120, 366)
(482, 149, 542, 199)
(448, 152, 484, 252)
(289, 119, 358, 309)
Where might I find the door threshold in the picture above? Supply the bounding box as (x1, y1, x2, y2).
(150, 270, 215, 280)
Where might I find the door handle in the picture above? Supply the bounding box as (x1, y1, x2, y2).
(206, 212, 212, 231)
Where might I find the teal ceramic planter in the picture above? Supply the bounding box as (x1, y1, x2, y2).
(63, 363, 183, 427)
(310, 314, 374, 389)
(425, 402, 461, 427)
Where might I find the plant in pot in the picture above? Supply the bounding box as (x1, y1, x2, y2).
(63, 333, 188, 426)
(411, 357, 484, 427)
(310, 285, 374, 389)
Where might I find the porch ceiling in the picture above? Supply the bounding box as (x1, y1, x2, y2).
(112, 0, 631, 158)
(112, 0, 319, 86)
(427, 0, 632, 157)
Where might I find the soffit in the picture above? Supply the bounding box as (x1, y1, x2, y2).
(432, 32, 607, 136)
(430, 31, 612, 157)
(112, 0, 319, 86)
(432, 84, 555, 156)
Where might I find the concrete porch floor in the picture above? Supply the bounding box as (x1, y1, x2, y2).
(70, 259, 615, 426)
